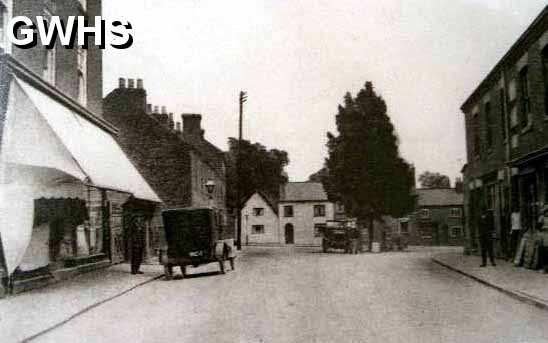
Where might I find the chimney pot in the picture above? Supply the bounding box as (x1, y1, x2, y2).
(176, 122, 181, 132)
(146, 104, 152, 114)
(128, 78, 135, 89)
(137, 79, 144, 89)
(153, 106, 159, 114)
(182, 113, 204, 138)
(161, 106, 167, 115)
(118, 78, 126, 89)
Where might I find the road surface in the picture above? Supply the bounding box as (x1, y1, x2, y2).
(32, 246, 548, 343)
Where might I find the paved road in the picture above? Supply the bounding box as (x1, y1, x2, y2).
(32, 247, 548, 343)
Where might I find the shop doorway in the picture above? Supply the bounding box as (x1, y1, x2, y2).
(521, 174, 538, 232)
(285, 224, 294, 244)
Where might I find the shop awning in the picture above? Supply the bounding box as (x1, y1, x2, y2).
(3, 77, 161, 203)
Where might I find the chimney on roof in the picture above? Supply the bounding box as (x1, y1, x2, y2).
(182, 113, 204, 139)
(153, 106, 159, 114)
(146, 104, 152, 114)
(137, 79, 144, 89)
(128, 78, 135, 89)
(118, 78, 126, 89)
(161, 106, 167, 115)
(105, 77, 147, 113)
(176, 122, 181, 132)
(168, 113, 175, 130)
(455, 177, 464, 194)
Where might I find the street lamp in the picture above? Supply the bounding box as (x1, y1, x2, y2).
(205, 179, 216, 208)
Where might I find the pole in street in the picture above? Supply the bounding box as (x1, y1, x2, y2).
(236, 90, 247, 250)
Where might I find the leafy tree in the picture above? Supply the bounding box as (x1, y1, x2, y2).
(418, 171, 451, 188)
(225, 138, 289, 211)
(323, 81, 415, 249)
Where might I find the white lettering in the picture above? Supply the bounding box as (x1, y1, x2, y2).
(7, 16, 35, 47)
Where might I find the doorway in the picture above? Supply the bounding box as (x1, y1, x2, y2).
(285, 224, 294, 244)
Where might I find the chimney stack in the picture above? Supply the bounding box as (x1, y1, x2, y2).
(168, 113, 175, 130)
(137, 79, 144, 89)
(161, 106, 167, 115)
(146, 104, 152, 114)
(153, 106, 159, 114)
(128, 78, 135, 89)
(176, 122, 181, 132)
(182, 113, 204, 139)
(118, 78, 126, 89)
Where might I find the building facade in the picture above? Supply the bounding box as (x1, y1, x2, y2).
(278, 182, 335, 247)
(404, 188, 465, 246)
(462, 5, 548, 259)
(0, 0, 160, 296)
(103, 79, 228, 253)
(241, 192, 279, 245)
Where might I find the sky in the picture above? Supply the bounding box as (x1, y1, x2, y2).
(102, 0, 547, 184)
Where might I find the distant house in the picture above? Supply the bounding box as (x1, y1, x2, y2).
(240, 182, 335, 247)
(241, 192, 279, 245)
(405, 188, 465, 246)
(278, 182, 335, 246)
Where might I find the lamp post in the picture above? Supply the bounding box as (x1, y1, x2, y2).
(205, 179, 216, 208)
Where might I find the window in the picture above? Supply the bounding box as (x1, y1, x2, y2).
(251, 225, 264, 235)
(485, 101, 493, 148)
(283, 205, 294, 217)
(400, 221, 409, 234)
(473, 114, 480, 156)
(519, 66, 531, 128)
(449, 208, 462, 218)
(499, 89, 507, 140)
(543, 46, 548, 116)
(486, 184, 496, 210)
(313, 204, 326, 217)
(314, 223, 326, 237)
(451, 227, 462, 238)
(42, 13, 56, 84)
(420, 209, 430, 219)
(252, 208, 264, 216)
(77, 47, 87, 105)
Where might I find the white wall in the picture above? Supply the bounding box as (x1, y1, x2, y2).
(278, 201, 334, 246)
(241, 193, 280, 245)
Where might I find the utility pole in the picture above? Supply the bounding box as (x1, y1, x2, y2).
(236, 91, 247, 250)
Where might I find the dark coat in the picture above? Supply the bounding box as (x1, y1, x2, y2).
(130, 218, 146, 250)
(479, 211, 495, 241)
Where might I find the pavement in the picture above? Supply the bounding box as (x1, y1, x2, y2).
(432, 250, 548, 310)
(0, 263, 164, 343)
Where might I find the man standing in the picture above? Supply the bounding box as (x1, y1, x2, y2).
(130, 216, 146, 275)
(479, 208, 496, 267)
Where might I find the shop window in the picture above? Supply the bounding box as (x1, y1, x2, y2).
(519, 66, 531, 128)
(314, 223, 326, 237)
(400, 221, 409, 234)
(253, 207, 264, 216)
(283, 205, 294, 217)
(251, 225, 264, 235)
(313, 204, 326, 217)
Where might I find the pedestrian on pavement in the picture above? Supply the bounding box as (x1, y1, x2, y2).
(479, 207, 496, 267)
(509, 210, 521, 260)
(130, 216, 146, 275)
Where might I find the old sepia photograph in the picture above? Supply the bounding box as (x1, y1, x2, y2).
(1, 1, 548, 342)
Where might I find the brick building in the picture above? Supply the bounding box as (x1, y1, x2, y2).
(103, 79, 228, 251)
(0, 0, 160, 296)
(461, 5, 548, 258)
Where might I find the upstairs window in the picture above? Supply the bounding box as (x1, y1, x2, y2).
(449, 208, 462, 218)
(473, 114, 480, 157)
(251, 225, 264, 235)
(313, 205, 326, 217)
(252, 208, 264, 216)
(499, 89, 507, 140)
(542, 46, 548, 116)
(42, 12, 56, 84)
(485, 101, 493, 148)
(519, 66, 531, 128)
(283, 205, 294, 217)
(420, 209, 430, 219)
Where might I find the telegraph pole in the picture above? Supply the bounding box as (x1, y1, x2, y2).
(236, 91, 247, 250)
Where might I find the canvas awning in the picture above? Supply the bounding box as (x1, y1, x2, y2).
(2, 77, 161, 203)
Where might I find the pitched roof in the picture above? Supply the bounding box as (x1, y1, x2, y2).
(280, 182, 328, 202)
(244, 191, 278, 214)
(180, 134, 226, 178)
(416, 188, 463, 207)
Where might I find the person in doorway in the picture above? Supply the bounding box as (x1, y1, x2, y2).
(509, 210, 521, 260)
(479, 207, 496, 267)
(130, 216, 146, 275)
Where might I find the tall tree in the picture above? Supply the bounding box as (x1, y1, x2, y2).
(323, 81, 414, 249)
(225, 138, 289, 211)
(418, 171, 451, 188)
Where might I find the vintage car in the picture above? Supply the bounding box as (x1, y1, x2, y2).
(160, 207, 236, 279)
(321, 221, 361, 254)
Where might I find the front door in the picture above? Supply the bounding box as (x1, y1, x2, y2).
(285, 224, 294, 244)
